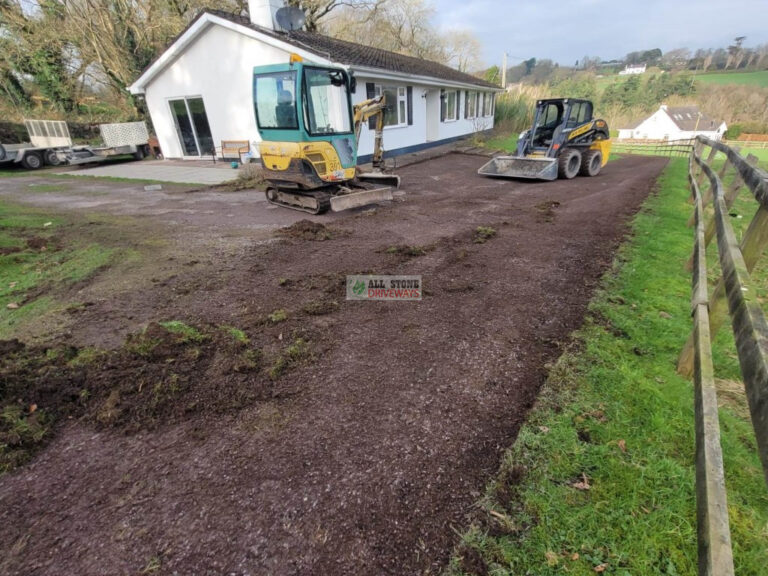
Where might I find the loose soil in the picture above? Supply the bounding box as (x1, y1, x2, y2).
(0, 153, 668, 575)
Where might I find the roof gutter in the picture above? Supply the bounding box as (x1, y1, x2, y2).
(348, 65, 502, 92)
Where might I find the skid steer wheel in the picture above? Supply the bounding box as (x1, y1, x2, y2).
(579, 149, 603, 177)
(557, 148, 581, 180)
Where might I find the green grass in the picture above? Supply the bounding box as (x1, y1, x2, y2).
(695, 70, 768, 87)
(447, 159, 768, 575)
(221, 325, 249, 344)
(0, 199, 114, 338)
(269, 337, 310, 380)
(268, 309, 287, 323)
(735, 147, 768, 169)
(482, 133, 518, 154)
(158, 321, 207, 344)
(57, 173, 173, 186)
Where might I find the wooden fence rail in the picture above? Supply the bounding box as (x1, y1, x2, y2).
(678, 136, 768, 576)
(613, 138, 695, 157)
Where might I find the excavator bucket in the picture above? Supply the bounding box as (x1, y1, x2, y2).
(330, 186, 394, 212)
(477, 155, 559, 181)
(356, 171, 401, 189)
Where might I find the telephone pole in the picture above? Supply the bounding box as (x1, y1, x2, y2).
(501, 52, 508, 89)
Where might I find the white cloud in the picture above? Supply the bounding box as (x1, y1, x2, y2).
(431, 0, 768, 68)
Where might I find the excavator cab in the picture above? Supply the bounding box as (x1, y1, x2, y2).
(253, 59, 398, 214)
(253, 62, 358, 187)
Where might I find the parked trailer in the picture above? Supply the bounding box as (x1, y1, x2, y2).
(0, 120, 151, 171)
(0, 119, 72, 169)
(63, 121, 150, 166)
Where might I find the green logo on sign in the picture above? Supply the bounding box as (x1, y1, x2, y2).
(352, 279, 366, 295)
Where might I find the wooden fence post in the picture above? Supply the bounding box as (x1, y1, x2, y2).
(678, 154, 761, 377)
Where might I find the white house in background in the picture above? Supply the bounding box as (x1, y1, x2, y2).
(127, 1, 501, 162)
(618, 105, 727, 141)
(619, 63, 647, 75)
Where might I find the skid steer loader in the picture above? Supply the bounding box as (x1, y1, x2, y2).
(478, 98, 611, 181)
(252, 56, 400, 214)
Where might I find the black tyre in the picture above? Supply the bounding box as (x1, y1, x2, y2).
(44, 148, 62, 166)
(21, 151, 43, 170)
(557, 148, 581, 180)
(579, 149, 603, 177)
(0, 144, 6, 162)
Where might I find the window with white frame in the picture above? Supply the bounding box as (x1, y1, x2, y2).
(466, 92, 477, 119)
(442, 90, 458, 122)
(374, 85, 408, 127)
(482, 92, 494, 117)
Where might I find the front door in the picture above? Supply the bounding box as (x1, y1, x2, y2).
(426, 90, 440, 142)
(169, 97, 214, 157)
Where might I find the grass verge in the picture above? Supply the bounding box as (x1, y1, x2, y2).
(0, 198, 115, 339)
(480, 133, 518, 154)
(446, 159, 768, 575)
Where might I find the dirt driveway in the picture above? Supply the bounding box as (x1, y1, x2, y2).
(0, 154, 668, 575)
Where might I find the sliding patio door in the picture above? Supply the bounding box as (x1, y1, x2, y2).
(169, 97, 214, 157)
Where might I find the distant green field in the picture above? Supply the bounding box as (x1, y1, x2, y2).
(742, 147, 768, 168)
(695, 70, 768, 87)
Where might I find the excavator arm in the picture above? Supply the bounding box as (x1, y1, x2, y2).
(353, 95, 387, 170)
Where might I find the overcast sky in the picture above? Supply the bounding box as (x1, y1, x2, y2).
(432, 0, 768, 68)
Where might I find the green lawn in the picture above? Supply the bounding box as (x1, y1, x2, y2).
(482, 133, 518, 153)
(734, 146, 768, 169)
(0, 199, 115, 339)
(695, 70, 768, 87)
(447, 159, 768, 575)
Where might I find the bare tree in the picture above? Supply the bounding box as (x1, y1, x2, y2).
(323, 0, 481, 70)
(284, 0, 384, 31)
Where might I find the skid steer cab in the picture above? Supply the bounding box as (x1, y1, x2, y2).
(478, 98, 612, 181)
(252, 57, 399, 214)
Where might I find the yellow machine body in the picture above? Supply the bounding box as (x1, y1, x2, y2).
(258, 141, 356, 184)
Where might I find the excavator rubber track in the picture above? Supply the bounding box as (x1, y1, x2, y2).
(265, 187, 332, 215)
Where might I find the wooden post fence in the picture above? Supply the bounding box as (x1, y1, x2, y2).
(677, 135, 768, 576)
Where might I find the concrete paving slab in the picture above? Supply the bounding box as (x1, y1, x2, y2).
(73, 162, 238, 185)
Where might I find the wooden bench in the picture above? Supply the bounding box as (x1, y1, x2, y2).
(220, 140, 250, 162)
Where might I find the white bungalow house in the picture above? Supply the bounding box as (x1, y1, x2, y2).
(618, 105, 727, 141)
(127, 1, 501, 162)
(619, 64, 647, 75)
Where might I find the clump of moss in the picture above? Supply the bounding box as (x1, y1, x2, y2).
(268, 309, 288, 323)
(158, 321, 207, 343)
(269, 338, 311, 379)
(302, 300, 339, 316)
(474, 226, 497, 244)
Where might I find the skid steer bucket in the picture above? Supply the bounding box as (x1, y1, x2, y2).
(330, 186, 394, 212)
(477, 156, 559, 181)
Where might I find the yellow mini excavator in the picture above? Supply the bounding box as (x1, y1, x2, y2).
(253, 57, 400, 214)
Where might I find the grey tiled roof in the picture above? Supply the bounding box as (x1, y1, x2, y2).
(207, 10, 498, 89)
(665, 106, 722, 131)
(623, 106, 724, 132)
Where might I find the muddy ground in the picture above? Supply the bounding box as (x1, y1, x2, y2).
(0, 154, 668, 575)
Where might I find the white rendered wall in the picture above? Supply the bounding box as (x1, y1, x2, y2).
(142, 23, 497, 159)
(353, 80, 496, 157)
(143, 24, 290, 159)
